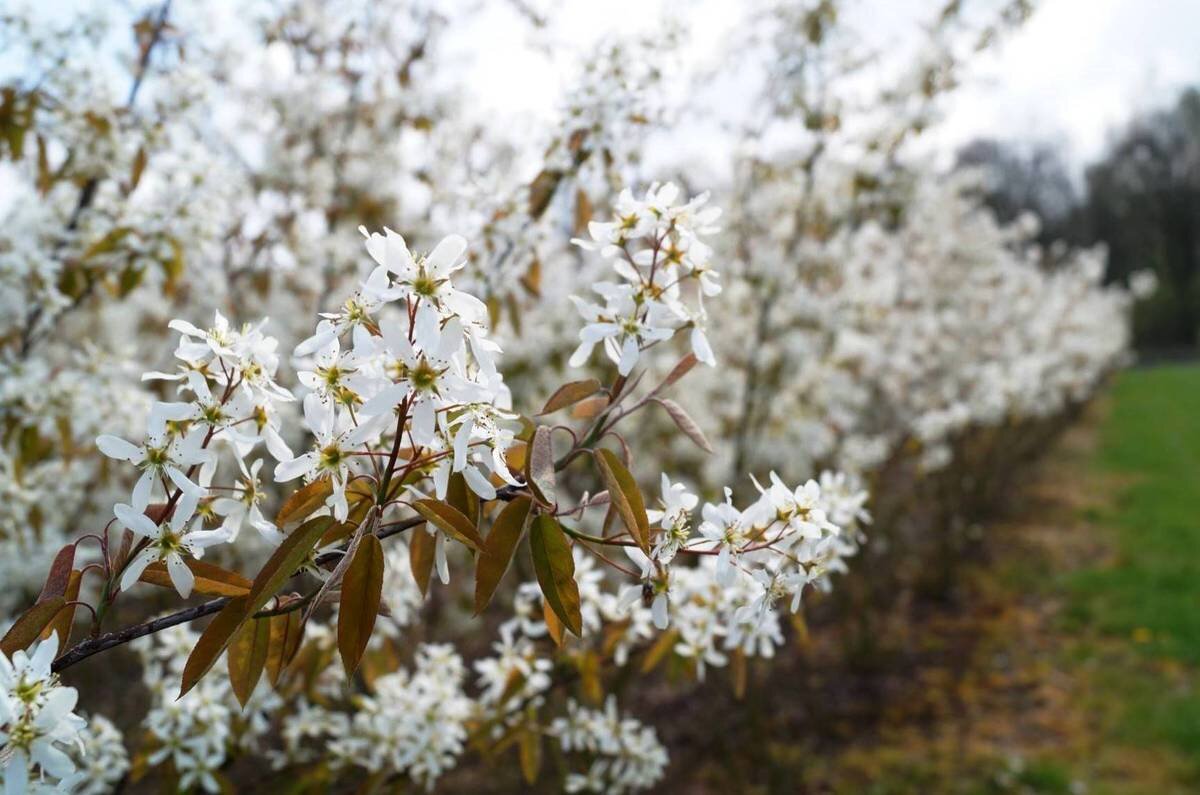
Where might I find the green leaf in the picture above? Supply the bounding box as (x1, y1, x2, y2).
(181, 515, 333, 697)
(275, 478, 333, 529)
(538, 378, 601, 415)
(337, 534, 384, 675)
(227, 616, 271, 707)
(0, 597, 66, 656)
(474, 497, 532, 615)
(593, 448, 651, 553)
(529, 515, 582, 636)
(413, 499, 483, 552)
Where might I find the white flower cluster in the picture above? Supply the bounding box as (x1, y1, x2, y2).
(570, 183, 722, 375)
(96, 312, 294, 596)
(327, 644, 473, 790)
(696, 167, 1138, 481)
(131, 624, 281, 794)
(67, 715, 129, 795)
(0, 635, 87, 794)
(614, 472, 866, 639)
(277, 229, 517, 521)
(554, 697, 668, 795)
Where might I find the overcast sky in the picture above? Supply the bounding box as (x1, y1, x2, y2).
(452, 0, 1200, 174)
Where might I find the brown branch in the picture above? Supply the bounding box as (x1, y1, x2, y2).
(51, 514, 428, 673)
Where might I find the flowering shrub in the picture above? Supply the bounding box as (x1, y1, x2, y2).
(0, 0, 1147, 792)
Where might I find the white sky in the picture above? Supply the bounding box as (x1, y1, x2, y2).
(451, 0, 1200, 173)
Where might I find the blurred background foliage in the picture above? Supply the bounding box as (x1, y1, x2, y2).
(957, 85, 1200, 353)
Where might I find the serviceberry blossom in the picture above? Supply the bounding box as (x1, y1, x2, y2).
(0, 634, 87, 794)
(96, 412, 208, 512)
(554, 697, 668, 795)
(570, 183, 722, 374)
(114, 492, 227, 598)
(279, 229, 518, 525)
(327, 644, 473, 790)
(68, 715, 129, 795)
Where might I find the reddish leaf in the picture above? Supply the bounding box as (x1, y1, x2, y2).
(41, 571, 82, 652)
(0, 598, 65, 656)
(652, 398, 713, 453)
(652, 352, 699, 395)
(38, 545, 76, 601)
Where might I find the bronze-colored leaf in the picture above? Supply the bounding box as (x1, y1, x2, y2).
(227, 616, 271, 707)
(247, 516, 336, 610)
(640, 628, 679, 673)
(474, 497, 532, 615)
(182, 516, 333, 697)
(529, 515, 582, 636)
(140, 559, 252, 598)
(731, 647, 748, 700)
(180, 596, 250, 698)
(409, 528, 436, 596)
(446, 472, 480, 528)
(518, 724, 542, 785)
(538, 378, 601, 416)
(542, 598, 564, 648)
(526, 426, 556, 506)
(571, 395, 609, 419)
(593, 448, 651, 553)
(578, 650, 603, 705)
(528, 168, 563, 218)
(265, 611, 303, 686)
(129, 146, 147, 192)
(275, 478, 333, 529)
(413, 499, 483, 551)
(0, 597, 66, 656)
(652, 398, 714, 453)
(574, 188, 593, 234)
(337, 534, 384, 675)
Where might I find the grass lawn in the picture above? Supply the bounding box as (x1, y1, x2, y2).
(1064, 363, 1200, 792)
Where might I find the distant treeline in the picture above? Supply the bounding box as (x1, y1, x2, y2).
(957, 87, 1200, 352)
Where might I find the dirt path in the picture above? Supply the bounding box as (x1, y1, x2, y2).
(653, 382, 1198, 794)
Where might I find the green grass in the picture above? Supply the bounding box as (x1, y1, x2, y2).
(1066, 363, 1200, 774)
